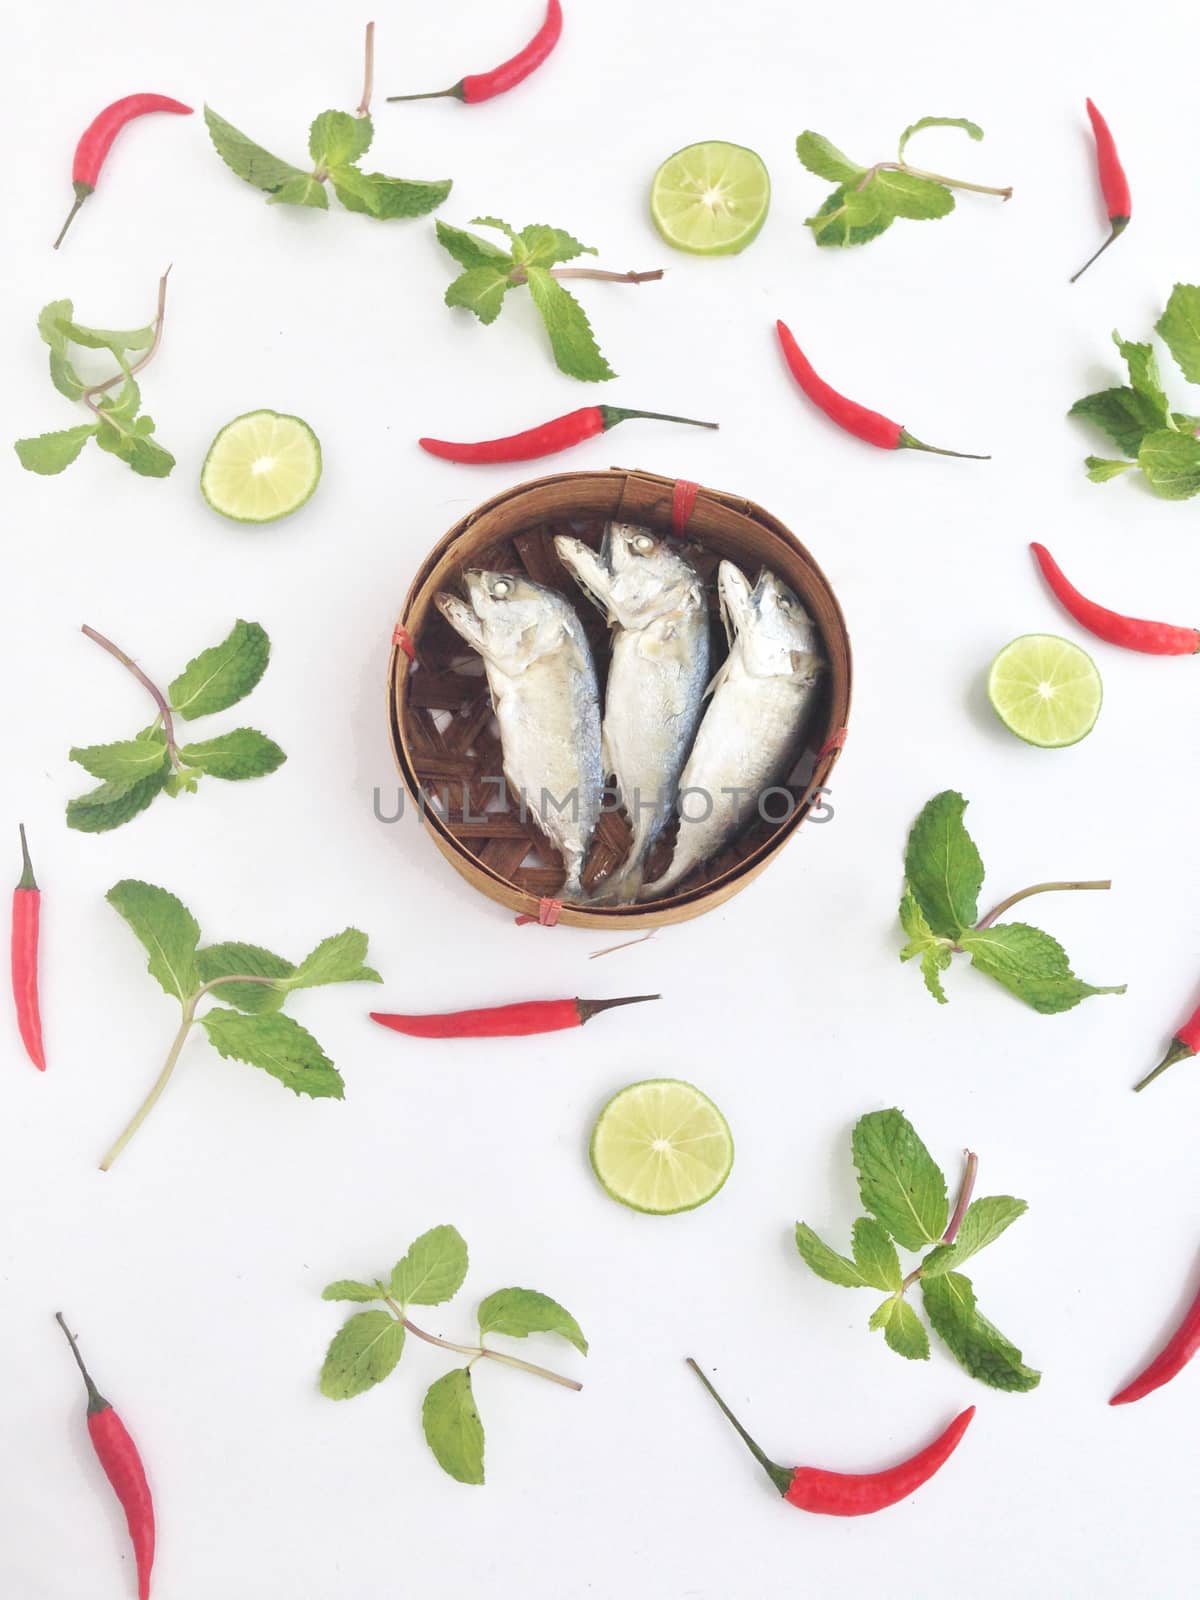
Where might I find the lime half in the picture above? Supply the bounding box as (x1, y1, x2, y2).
(987, 634, 1103, 747)
(650, 142, 770, 255)
(589, 1079, 733, 1214)
(201, 410, 321, 524)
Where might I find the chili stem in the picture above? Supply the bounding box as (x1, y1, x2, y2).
(81, 624, 180, 763)
(1133, 1039, 1194, 1094)
(356, 21, 375, 117)
(857, 160, 1011, 199)
(381, 1292, 581, 1390)
(943, 1151, 978, 1244)
(973, 879, 1111, 932)
(100, 1000, 196, 1171)
(54, 1313, 106, 1409)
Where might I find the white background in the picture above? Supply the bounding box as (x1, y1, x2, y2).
(2, 1, 1198, 1595)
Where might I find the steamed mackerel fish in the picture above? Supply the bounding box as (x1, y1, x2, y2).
(646, 562, 825, 899)
(554, 524, 710, 901)
(435, 572, 603, 901)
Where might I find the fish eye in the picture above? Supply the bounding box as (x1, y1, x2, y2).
(491, 579, 512, 599)
(632, 534, 655, 554)
(779, 594, 793, 610)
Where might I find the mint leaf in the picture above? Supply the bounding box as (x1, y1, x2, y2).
(391, 1225, 469, 1306)
(199, 1008, 345, 1098)
(921, 1271, 1040, 1392)
(1112, 333, 1170, 424)
(320, 1310, 405, 1399)
(852, 1109, 948, 1251)
(267, 175, 329, 209)
(309, 109, 373, 168)
(1172, 413, 1200, 433)
(871, 169, 954, 220)
(958, 922, 1125, 1013)
(1069, 387, 1164, 456)
(106, 880, 200, 1001)
(50, 353, 85, 400)
(37, 299, 73, 351)
(898, 116, 983, 160)
(422, 1368, 485, 1485)
(178, 728, 286, 781)
(204, 105, 308, 192)
(515, 224, 596, 268)
(524, 267, 614, 382)
(169, 621, 270, 720)
(898, 891, 952, 1004)
(477, 1289, 588, 1355)
(852, 1217, 903, 1291)
(1086, 456, 1136, 482)
(435, 219, 513, 271)
(470, 215, 520, 245)
(444, 265, 513, 324)
(922, 1196, 1027, 1276)
(321, 1280, 380, 1303)
(289, 928, 381, 990)
(330, 168, 452, 219)
(70, 735, 168, 787)
(904, 791, 984, 940)
(15, 425, 97, 475)
(94, 422, 175, 478)
(1138, 429, 1200, 500)
(794, 1223, 867, 1287)
(196, 941, 293, 1014)
(869, 1293, 931, 1360)
(795, 131, 866, 183)
(1156, 283, 1200, 384)
(67, 769, 169, 832)
(60, 318, 155, 354)
(807, 184, 892, 248)
(96, 374, 141, 426)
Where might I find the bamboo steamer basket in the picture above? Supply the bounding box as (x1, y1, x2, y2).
(387, 468, 852, 928)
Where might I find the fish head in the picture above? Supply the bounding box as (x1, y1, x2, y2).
(598, 523, 704, 629)
(439, 571, 579, 675)
(718, 561, 824, 682)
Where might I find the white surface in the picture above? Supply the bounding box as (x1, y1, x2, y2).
(2, 1, 1198, 1596)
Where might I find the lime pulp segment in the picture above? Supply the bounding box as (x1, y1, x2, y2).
(650, 142, 770, 255)
(589, 1078, 733, 1214)
(201, 410, 322, 524)
(987, 634, 1103, 748)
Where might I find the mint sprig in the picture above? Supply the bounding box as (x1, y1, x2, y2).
(68, 621, 284, 832)
(435, 217, 664, 382)
(796, 116, 1011, 249)
(795, 1111, 1039, 1392)
(899, 791, 1125, 1013)
(15, 274, 174, 479)
(1071, 284, 1200, 497)
(100, 882, 380, 1169)
(319, 1225, 586, 1485)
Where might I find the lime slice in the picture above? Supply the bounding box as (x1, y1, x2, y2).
(987, 634, 1103, 747)
(201, 410, 321, 524)
(589, 1078, 733, 1214)
(650, 142, 770, 255)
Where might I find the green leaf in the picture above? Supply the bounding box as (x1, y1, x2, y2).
(903, 790, 984, 940)
(267, 175, 329, 209)
(96, 374, 142, 426)
(199, 1008, 345, 1098)
(852, 1109, 948, 1251)
(321, 1280, 380, 1303)
(435, 219, 514, 271)
(444, 266, 513, 325)
(921, 1271, 1040, 1392)
(1069, 388, 1163, 456)
(391, 1225, 469, 1305)
(1138, 429, 1200, 500)
(958, 922, 1126, 1013)
(851, 1217, 903, 1291)
(169, 620, 270, 720)
(806, 184, 893, 248)
(106, 880, 200, 1001)
(70, 734, 168, 787)
(37, 299, 73, 351)
(795, 131, 866, 183)
(794, 1223, 867, 1287)
(60, 319, 154, 354)
(422, 1368, 485, 1485)
(515, 224, 596, 268)
(921, 1196, 1027, 1276)
(50, 353, 85, 400)
(1172, 413, 1200, 434)
(178, 728, 286, 781)
(196, 941, 294, 1014)
(898, 890, 953, 1004)
(309, 109, 373, 168)
(15, 425, 98, 475)
(330, 167, 452, 219)
(524, 267, 615, 382)
(94, 422, 175, 478)
(898, 116, 984, 161)
(1155, 284, 1200, 385)
(871, 169, 954, 221)
(66, 768, 169, 832)
(204, 106, 308, 193)
(1112, 333, 1171, 423)
(477, 1288, 588, 1355)
(1086, 455, 1136, 483)
(288, 928, 381, 991)
(319, 1310, 405, 1399)
(868, 1294, 931, 1360)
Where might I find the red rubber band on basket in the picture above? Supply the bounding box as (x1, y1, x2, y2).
(392, 624, 416, 661)
(671, 479, 699, 535)
(515, 897, 563, 928)
(818, 726, 848, 759)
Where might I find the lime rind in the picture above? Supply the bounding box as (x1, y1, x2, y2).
(201, 409, 322, 524)
(987, 633, 1103, 748)
(589, 1077, 734, 1215)
(650, 141, 770, 256)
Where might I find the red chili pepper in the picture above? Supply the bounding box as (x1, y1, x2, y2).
(56, 1313, 155, 1600)
(1110, 1267, 1200, 1405)
(775, 321, 989, 460)
(370, 994, 658, 1038)
(12, 824, 45, 1071)
(1134, 997, 1200, 1091)
(686, 1359, 974, 1515)
(1071, 100, 1131, 283)
(420, 405, 718, 464)
(54, 94, 193, 250)
(1031, 544, 1200, 656)
(388, 0, 563, 104)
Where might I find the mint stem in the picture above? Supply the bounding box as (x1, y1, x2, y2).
(381, 1292, 582, 1390)
(943, 1151, 978, 1244)
(973, 880, 1111, 932)
(81, 624, 180, 766)
(356, 20, 375, 118)
(509, 265, 664, 286)
(100, 999, 197, 1171)
(81, 267, 172, 411)
(858, 160, 1011, 199)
